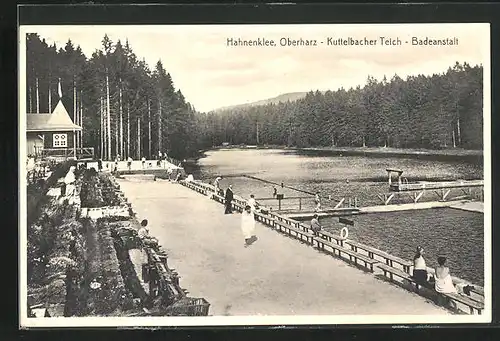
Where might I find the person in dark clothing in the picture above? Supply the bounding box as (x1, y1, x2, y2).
(412, 246, 428, 286)
(224, 185, 234, 214)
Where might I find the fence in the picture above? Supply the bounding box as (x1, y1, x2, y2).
(41, 147, 95, 159)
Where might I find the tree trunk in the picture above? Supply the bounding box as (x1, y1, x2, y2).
(28, 86, 32, 113)
(158, 100, 162, 155)
(36, 78, 40, 114)
(127, 102, 130, 159)
(362, 136, 366, 147)
(100, 96, 104, 159)
(115, 108, 119, 159)
(106, 73, 111, 160)
(137, 117, 141, 159)
(256, 122, 259, 145)
(457, 118, 461, 146)
(148, 100, 151, 158)
(48, 81, 52, 113)
(119, 81, 123, 158)
(73, 82, 77, 151)
(79, 90, 83, 148)
(452, 129, 456, 148)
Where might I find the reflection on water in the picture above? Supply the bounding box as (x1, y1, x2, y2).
(188, 149, 484, 285)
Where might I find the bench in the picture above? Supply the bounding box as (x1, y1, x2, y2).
(346, 241, 412, 273)
(376, 263, 423, 289)
(315, 237, 379, 272)
(316, 230, 346, 247)
(273, 219, 314, 245)
(377, 264, 484, 315)
(443, 292, 484, 315)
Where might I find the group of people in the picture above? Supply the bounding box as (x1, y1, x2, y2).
(412, 246, 474, 297)
(110, 153, 171, 172)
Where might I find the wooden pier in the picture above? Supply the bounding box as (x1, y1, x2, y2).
(118, 179, 462, 316)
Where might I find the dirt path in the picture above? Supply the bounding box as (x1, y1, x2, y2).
(118, 179, 450, 316)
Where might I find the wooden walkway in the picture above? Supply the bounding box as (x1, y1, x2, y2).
(118, 179, 450, 316)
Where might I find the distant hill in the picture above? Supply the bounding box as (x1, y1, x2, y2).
(213, 92, 312, 112)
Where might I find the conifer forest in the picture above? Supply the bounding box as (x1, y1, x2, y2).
(26, 33, 483, 160)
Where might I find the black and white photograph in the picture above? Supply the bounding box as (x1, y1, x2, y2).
(19, 22, 491, 327)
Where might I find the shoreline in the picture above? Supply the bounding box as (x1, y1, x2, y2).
(194, 145, 483, 163)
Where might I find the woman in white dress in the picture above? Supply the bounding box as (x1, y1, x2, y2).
(241, 205, 257, 247)
(247, 194, 258, 212)
(434, 256, 457, 294)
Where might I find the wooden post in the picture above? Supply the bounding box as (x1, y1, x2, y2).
(387, 171, 392, 186)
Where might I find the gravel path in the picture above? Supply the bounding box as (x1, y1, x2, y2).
(118, 179, 450, 316)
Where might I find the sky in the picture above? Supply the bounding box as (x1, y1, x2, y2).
(21, 24, 489, 112)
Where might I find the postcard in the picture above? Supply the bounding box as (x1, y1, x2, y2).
(19, 20, 491, 327)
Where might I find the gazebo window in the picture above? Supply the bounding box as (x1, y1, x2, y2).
(53, 133, 67, 147)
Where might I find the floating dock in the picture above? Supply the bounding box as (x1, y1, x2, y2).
(285, 200, 476, 220)
(390, 180, 484, 192)
(449, 201, 484, 214)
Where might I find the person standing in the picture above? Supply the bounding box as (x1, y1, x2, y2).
(248, 194, 259, 212)
(310, 214, 322, 236)
(224, 185, 234, 214)
(141, 156, 146, 169)
(314, 191, 322, 212)
(241, 205, 257, 247)
(64, 166, 76, 202)
(127, 156, 133, 171)
(213, 176, 222, 196)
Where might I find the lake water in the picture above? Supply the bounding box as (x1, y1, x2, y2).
(187, 149, 484, 285)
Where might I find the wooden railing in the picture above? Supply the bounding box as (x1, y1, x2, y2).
(179, 178, 484, 314)
(41, 147, 95, 159)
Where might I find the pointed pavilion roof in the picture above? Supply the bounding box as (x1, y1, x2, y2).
(26, 100, 82, 132)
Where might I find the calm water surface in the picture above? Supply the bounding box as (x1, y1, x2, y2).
(188, 149, 484, 285)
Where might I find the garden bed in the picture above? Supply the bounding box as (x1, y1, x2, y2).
(28, 166, 208, 317)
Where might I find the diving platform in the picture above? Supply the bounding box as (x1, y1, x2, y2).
(390, 179, 484, 192)
(386, 168, 483, 192)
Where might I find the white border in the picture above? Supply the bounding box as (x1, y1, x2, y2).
(18, 24, 492, 328)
